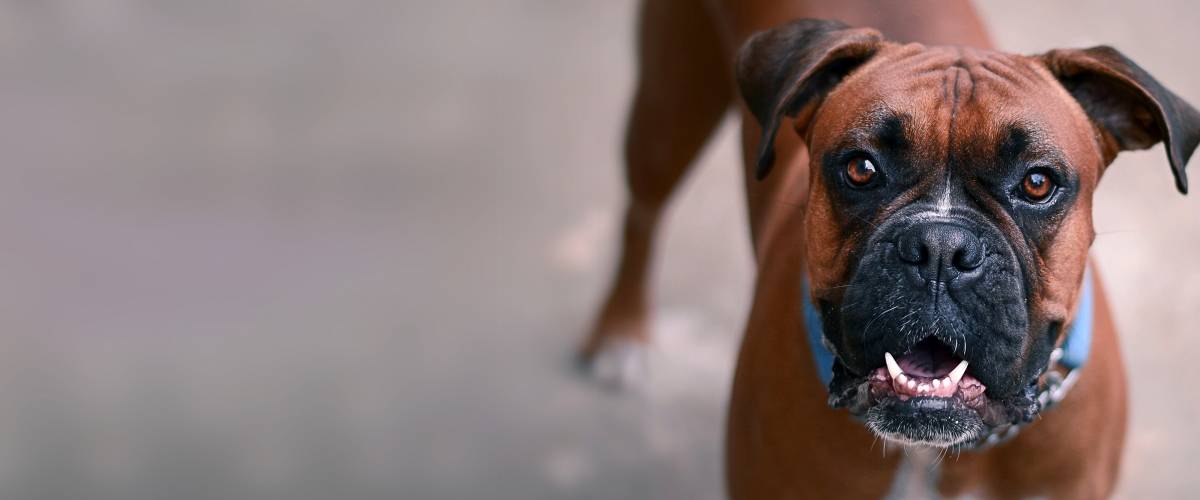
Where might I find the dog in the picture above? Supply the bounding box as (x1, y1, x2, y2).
(579, 0, 1200, 497)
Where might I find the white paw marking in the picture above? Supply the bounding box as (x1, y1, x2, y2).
(587, 337, 649, 391)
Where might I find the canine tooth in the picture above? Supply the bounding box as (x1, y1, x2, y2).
(884, 352, 903, 379)
(949, 360, 969, 384)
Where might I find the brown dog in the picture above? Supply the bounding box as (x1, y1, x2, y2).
(580, 1, 1200, 498)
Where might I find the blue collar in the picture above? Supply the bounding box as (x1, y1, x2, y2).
(802, 267, 1095, 387)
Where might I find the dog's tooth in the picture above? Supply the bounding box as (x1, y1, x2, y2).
(907, 380, 916, 390)
(932, 379, 941, 389)
(942, 376, 952, 388)
(884, 352, 903, 379)
(918, 383, 929, 393)
(948, 360, 969, 385)
(896, 373, 908, 385)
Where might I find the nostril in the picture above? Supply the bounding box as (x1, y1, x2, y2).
(952, 241, 984, 271)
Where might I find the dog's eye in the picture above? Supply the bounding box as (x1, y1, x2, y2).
(1020, 168, 1056, 202)
(845, 157, 878, 187)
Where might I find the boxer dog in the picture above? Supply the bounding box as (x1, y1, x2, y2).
(579, 0, 1200, 497)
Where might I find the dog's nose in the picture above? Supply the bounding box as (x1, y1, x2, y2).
(896, 222, 984, 280)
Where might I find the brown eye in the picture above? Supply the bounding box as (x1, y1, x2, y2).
(1021, 169, 1055, 202)
(845, 157, 878, 187)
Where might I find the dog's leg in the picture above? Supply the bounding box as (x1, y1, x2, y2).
(578, 0, 732, 387)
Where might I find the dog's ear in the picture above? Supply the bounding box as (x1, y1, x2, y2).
(736, 19, 883, 180)
(1040, 46, 1200, 194)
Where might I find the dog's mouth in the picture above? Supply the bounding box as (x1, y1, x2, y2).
(828, 334, 1048, 449)
(858, 337, 992, 447)
(868, 337, 986, 405)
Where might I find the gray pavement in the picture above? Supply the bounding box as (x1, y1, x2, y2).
(2, 1, 1198, 498)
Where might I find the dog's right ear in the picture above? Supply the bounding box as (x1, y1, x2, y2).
(736, 19, 883, 180)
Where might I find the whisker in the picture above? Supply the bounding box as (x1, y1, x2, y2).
(863, 305, 901, 337)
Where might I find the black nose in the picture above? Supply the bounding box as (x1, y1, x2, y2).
(896, 222, 984, 281)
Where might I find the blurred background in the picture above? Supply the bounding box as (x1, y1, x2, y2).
(3, 0, 1198, 498)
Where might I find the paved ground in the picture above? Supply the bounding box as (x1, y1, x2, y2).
(3, 1, 1199, 498)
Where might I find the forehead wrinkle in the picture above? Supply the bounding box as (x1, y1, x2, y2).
(854, 46, 964, 99)
(942, 51, 1055, 111)
(975, 52, 1044, 89)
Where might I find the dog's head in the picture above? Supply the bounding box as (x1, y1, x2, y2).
(737, 19, 1200, 448)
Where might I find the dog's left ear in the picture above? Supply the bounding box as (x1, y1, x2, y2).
(1040, 46, 1200, 194)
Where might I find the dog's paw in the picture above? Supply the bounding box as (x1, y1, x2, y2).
(576, 337, 650, 391)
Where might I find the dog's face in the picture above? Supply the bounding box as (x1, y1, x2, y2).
(738, 20, 1200, 447)
(804, 45, 1101, 447)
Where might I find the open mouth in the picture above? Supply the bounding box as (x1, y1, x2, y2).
(861, 337, 990, 447)
(868, 337, 986, 406)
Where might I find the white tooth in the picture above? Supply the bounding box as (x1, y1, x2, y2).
(907, 380, 916, 390)
(942, 377, 953, 388)
(884, 352, 903, 379)
(918, 383, 929, 393)
(932, 379, 941, 389)
(949, 360, 969, 384)
(896, 373, 908, 385)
